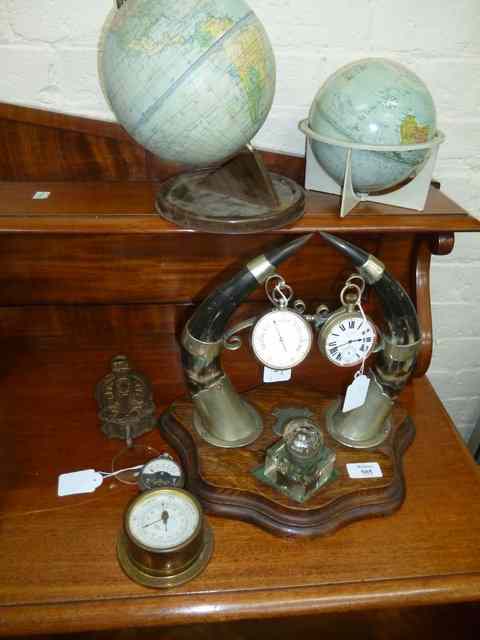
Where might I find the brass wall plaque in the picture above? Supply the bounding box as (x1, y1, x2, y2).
(96, 355, 156, 446)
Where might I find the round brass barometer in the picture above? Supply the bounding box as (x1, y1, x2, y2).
(117, 488, 213, 588)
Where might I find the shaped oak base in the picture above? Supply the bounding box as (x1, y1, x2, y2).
(159, 384, 415, 538)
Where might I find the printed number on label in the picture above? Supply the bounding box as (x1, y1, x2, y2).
(347, 462, 383, 479)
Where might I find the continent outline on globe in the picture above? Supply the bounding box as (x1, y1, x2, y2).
(100, 0, 276, 167)
(305, 57, 438, 194)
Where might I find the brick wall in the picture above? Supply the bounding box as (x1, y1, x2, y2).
(0, 0, 479, 439)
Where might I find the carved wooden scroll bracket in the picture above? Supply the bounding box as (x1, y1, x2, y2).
(413, 232, 455, 377)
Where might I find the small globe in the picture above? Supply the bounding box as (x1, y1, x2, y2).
(306, 58, 437, 193)
(100, 0, 276, 167)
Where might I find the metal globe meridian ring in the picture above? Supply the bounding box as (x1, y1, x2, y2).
(299, 58, 441, 195)
(299, 119, 445, 153)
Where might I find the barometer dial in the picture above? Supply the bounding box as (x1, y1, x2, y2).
(127, 490, 200, 550)
(251, 309, 313, 370)
(118, 488, 214, 589)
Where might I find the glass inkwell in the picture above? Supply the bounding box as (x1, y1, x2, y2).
(253, 417, 336, 503)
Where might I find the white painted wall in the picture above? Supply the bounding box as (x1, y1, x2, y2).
(1, 0, 479, 440)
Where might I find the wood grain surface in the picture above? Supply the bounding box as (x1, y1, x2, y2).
(0, 302, 385, 407)
(161, 386, 414, 537)
(0, 103, 305, 185)
(0, 230, 404, 303)
(1, 359, 480, 636)
(0, 226, 448, 389)
(0, 181, 478, 235)
(0, 102, 477, 236)
(10, 602, 480, 640)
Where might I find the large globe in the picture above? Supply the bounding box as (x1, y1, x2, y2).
(100, 0, 276, 167)
(307, 58, 437, 194)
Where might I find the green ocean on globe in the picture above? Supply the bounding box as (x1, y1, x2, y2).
(308, 58, 437, 193)
(100, 0, 276, 167)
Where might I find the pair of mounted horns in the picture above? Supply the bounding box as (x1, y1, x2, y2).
(181, 232, 420, 449)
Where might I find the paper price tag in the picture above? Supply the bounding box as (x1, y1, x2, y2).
(342, 374, 370, 413)
(263, 367, 292, 383)
(347, 462, 383, 479)
(58, 469, 104, 497)
(32, 191, 51, 200)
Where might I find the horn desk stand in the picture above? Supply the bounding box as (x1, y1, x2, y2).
(160, 384, 414, 538)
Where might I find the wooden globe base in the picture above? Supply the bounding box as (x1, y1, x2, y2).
(159, 384, 415, 538)
(155, 148, 305, 234)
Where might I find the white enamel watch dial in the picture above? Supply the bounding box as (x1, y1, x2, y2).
(127, 489, 200, 551)
(321, 312, 377, 367)
(252, 309, 313, 370)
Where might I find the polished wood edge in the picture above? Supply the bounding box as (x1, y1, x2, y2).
(430, 232, 456, 256)
(158, 409, 415, 538)
(413, 232, 455, 377)
(0, 101, 130, 142)
(0, 182, 477, 233)
(1, 214, 479, 235)
(2, 572, 480, 637)
(413, 236, 434, 377)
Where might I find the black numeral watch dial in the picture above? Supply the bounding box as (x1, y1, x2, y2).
(319, 312, 377, 367)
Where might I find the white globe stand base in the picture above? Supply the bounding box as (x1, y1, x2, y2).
(305, 142, 442, 218)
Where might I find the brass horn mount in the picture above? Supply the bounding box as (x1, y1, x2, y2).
(181, 235, 313, 449)
(320, 232, 421, 449)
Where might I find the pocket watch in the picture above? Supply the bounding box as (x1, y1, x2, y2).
(251, 276, 313, 370)
(118, 488, 213, 588)
(318, 277, 377, 367)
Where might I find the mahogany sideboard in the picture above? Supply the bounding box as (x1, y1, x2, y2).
(1, 104, 480, 639)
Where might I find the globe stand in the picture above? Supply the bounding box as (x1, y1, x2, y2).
(299, 119, 445, 218)
(155, 146, 305, 234)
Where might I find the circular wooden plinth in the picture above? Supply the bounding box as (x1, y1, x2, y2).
(155, 171, 305, 234)
(159, 385, 415, 538)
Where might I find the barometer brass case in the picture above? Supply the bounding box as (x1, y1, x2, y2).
(117, 489, 214, 589)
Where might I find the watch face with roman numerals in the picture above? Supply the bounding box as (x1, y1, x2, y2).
(322, 313, 377, 367)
